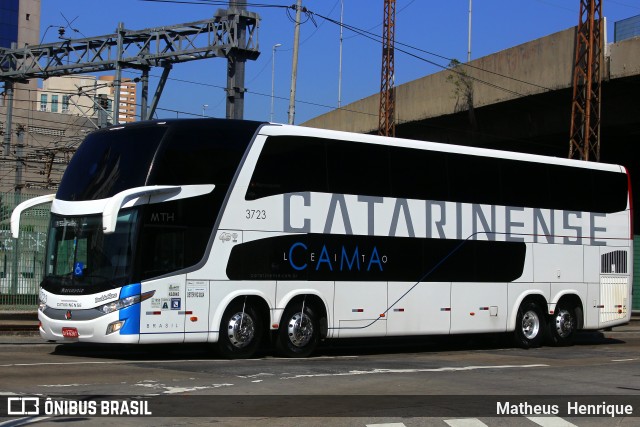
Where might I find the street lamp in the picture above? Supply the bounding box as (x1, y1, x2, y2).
(271, 43, 282, 122)
(468, 0, 472, 62)
(202, 104, 208, 117)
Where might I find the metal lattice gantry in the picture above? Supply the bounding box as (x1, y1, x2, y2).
(0, 8, 260, 121)
(378, 0, 396, 137)
(568, 0, 603, 161)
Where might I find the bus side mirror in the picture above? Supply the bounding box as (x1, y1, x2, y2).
(11, 194, 55, 238)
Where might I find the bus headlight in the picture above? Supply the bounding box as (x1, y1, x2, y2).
(97, 290, 155, 314)
(106, 320, 125, 335)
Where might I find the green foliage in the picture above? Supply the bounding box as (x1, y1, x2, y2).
(446, 58, 474, 113)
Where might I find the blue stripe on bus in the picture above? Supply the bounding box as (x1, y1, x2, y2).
(119, 283, 141, 335)
(120, 283, 141, 299)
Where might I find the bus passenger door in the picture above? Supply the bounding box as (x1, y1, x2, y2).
(139, 274, 186, 343)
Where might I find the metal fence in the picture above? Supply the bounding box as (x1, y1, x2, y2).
(0, 192, 50, 311)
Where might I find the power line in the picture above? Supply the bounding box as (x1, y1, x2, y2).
(139, 0, 290, 9)
(312, 10, 556, 96)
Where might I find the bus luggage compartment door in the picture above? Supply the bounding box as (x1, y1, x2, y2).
(334, 281, 387, 338)
(185, 280, 209, 342)
(599, 276, 629, 325)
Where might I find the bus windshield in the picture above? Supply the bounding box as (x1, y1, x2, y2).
(43, 210, 138, 291)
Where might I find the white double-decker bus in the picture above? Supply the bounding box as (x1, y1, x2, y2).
(12, 119, 633, 358)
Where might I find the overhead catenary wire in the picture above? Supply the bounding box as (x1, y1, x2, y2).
(135, 0, 558, 96)
(311, 10, 557, 96)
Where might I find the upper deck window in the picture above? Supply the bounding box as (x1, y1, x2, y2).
(247, 135, 628, 213)
(57, 126, 167, 201)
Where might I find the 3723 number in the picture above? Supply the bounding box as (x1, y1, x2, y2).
(246, 209, 266, 220)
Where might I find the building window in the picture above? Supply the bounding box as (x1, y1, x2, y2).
(62, 95, 70, 112)
(51, 95, 59, 113)
(40, 94, 48, 111)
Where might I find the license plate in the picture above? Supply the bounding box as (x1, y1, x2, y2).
(62, 327, 79, 338)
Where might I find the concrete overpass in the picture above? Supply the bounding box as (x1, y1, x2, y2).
(303, 26, 640, 161)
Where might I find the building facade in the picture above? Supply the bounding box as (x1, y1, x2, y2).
(98, 75, 138, 123)
(0, 0, 20, 49)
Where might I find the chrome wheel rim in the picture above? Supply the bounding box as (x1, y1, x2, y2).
(227, 312, 255, 349)
(287, 312, 313, 348)
(521, 309, 540, 340)
(554, 309, 574, 338)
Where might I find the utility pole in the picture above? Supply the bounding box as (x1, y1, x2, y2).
(378, 0, 396, 137)
(2, 81, 14, 157)
(568, 0, 603, 161)
(11, 125, 24, 299)
(2, 43, 16, 164)
(113, 22, 124, 125)
(14, 125, 24, 194)
(288, 0, 303, 125)
(227, 0, 248, 120)
(97, 94, 110, 128)
(140, 68, 150, 120)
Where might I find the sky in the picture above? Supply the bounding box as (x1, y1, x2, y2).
(39, 0, 640, 125)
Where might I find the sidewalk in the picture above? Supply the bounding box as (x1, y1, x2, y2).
(1, 310, 639, 336)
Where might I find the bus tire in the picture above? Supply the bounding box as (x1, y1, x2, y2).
(217, 300, 263, 359)
(546, 304, 577, 346)
(276, 302, 320, 358)
(513, 300, 545, 349)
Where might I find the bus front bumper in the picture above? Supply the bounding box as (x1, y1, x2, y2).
(38, 310, 140, 344)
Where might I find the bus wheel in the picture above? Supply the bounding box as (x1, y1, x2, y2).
(276, 302, 319, 358)
(217, 300, 262, 359)
(547, 305, 577, 346)
(514, 300, 545, 349)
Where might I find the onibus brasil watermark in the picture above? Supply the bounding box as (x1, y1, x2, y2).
(7, 396, 151, 416)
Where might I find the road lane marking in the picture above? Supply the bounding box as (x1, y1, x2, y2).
(445, 419, 488, 427)
(527, 416, 578, 427)
(0, 359, 239, 368)
(280, 364, 549, 379)
(0, 416, 51, 427)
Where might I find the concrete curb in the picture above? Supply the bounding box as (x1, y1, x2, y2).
(0, 311, 38, 334)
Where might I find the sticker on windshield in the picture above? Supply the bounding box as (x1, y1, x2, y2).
(73, 262, 84, 277)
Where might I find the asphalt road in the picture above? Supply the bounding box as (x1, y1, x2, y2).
(0, 326, 639, 427)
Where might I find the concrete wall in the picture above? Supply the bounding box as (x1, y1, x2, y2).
(608, 35, 640, 78)
(304, 26, 640, 135)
